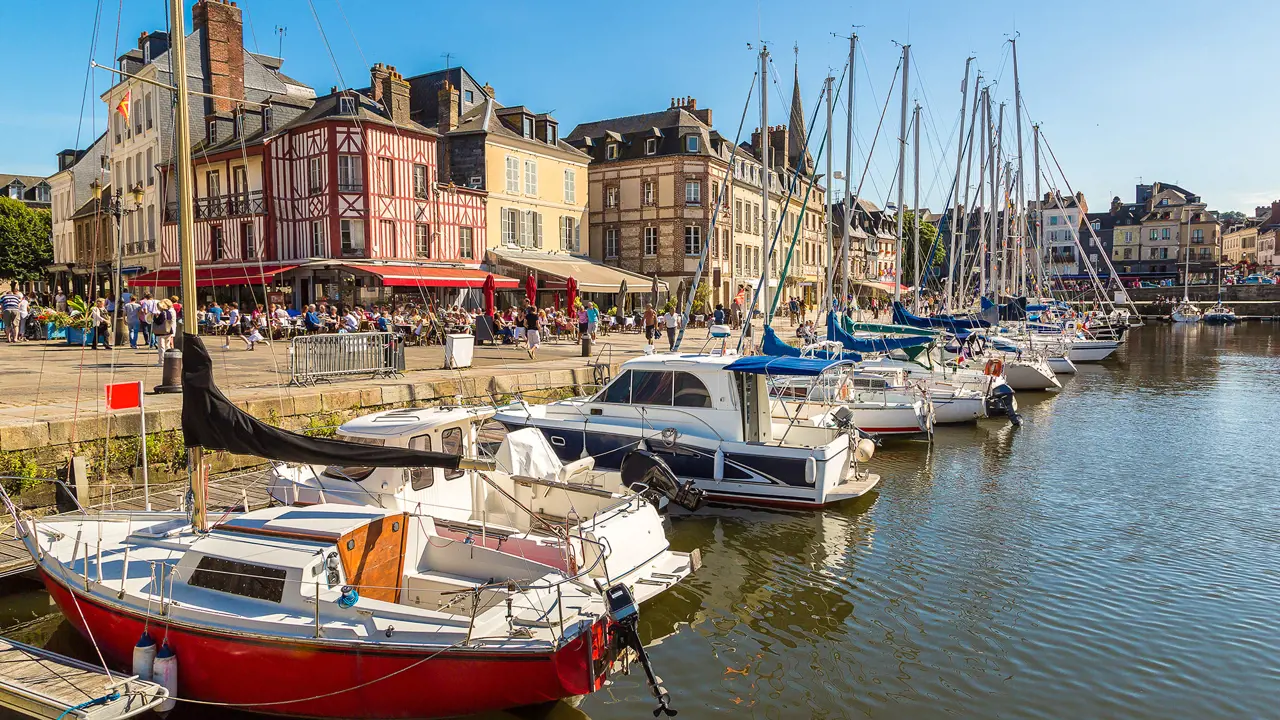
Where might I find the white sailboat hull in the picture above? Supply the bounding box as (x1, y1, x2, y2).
(1001, 358, 1062, 391)
(1046, 356, 1077, 374)
(1066, 340, 1119, 363)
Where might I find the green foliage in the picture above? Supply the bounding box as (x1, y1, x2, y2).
(0, 453, 42, 495)
(691, 280, 712, 314)
(0, 198, 53, 283)
(1219, 210, 1247, 225)
(661, 299, 676, 313)
(897, 211, 946, 287)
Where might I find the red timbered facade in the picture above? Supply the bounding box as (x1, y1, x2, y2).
(146, 79, 488, 299)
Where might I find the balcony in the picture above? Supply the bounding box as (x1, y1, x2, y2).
(338, 182, 363, 194)
(166, 190, 265, 222)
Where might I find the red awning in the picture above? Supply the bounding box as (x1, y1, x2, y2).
(131, 264, 298, 287)
(345, 265, 520, 289)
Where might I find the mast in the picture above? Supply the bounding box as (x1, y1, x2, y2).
(1032, 124, 1044, 300)
(169, 0, 205, 532)
(957, 73, 981, 310)
(990, 101, 1004, 298)
(893, 44, 910, 304)
(975, 88, 989, 304)
(841, 32, 856, 313)
(1012, 38, 1027, 299)
(759, 45, 771, 324)
(911, 103, 921, 311)
(947, 58, 972, 313)
(823, 74, 835, 314)
(980, 88, 992, 299)
(1182, 207, 1192, 302)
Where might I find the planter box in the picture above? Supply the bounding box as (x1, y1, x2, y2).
(46, 323, 67, 340)
(65, 327, 91, 346)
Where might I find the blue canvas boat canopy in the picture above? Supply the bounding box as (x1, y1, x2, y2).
(827, 313, 933, 352)
(760, 326, 863, 362)
(726, 355, 854, 377)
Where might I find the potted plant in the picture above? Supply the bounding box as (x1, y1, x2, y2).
(61, 296, 95, 345)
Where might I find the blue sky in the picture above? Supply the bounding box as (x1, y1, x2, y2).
(4, 0, 1277, 214)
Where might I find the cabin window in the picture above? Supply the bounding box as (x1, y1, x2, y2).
(408, 434, 434, 490)
(673, 372, 712, 408)
(441, 427, 465, 480)
(322, 465, 376, 481)
(601, 371, 632, 404)
(189, 556, 286, 603)
(631, 371, 674, 406)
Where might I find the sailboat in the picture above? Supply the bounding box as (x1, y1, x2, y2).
(1202, 252, 1237, 323)
(1172, 208, 1202, 323)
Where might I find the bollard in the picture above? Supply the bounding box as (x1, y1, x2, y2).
(581, 334, 592, 357)
(154, 349, 183, 393)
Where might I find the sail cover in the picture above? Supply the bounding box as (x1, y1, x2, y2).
(181, 334, 461, 469)
(892, 301, 994, 331)
(826, 312, 932, 353)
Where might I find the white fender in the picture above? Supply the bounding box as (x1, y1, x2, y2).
(153, 642, 178, 714)
(855, 438, 875, 463)
(713, 448, 725, 481)
(805, 456, 817, 485)
(132, 631, 156, 682)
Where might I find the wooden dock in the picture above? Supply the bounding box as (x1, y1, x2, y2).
(0, 637, 167, 719)
(0, 468, 273, 579)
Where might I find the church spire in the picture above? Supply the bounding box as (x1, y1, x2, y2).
(788, 47, 814, 175)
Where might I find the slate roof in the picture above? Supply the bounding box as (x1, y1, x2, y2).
(0, 174, 49, 189)
(565, 108, 716, 164)
(454, 99, 588, 158)
(276, 90, 429, 135)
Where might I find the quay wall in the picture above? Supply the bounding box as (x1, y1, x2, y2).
(0, 364, 615, 510)
(1123, 285, 1280, 318)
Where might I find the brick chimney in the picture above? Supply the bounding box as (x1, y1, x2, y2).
(768, 125, 789, 168)
(373, 65, 411, 125)
(437, 79, 460, 133)
(192, 0, 245, 114)
(482, 82, 495, 100)
(369, 63, 390, 104)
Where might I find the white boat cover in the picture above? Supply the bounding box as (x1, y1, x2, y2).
(495, 428, 565, 480)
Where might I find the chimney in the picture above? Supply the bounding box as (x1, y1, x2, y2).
(482, 82, 495, 100)
(374, 65, 411, 125)
(138, 31, 149, 49)
(751, 127, 765, 163)
(193, 0, 245, 114)
(437, 78, 460, 133)
(369, 63, 389, 104)
(769, 125, 788, 166)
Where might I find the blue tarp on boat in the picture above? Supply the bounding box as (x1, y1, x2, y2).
(761, 326, 862, 362)
(726, 354, 855, 377)
(981, 296, 1028, 321)
(826, 312, 932, 353)
(892, 302, 994, 331)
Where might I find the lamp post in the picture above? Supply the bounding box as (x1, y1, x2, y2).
(91, 179, 144, 345)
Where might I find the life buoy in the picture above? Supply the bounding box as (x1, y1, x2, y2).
(984, 358, 1004, 376)
(839, 383, 850, 401)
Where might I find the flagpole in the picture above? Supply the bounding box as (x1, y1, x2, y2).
(138, 381, 150, 511)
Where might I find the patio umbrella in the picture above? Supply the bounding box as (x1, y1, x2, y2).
(525, 271, 537, 307)
(566, 276, 578, 312)
(482, 273, 495, 317)
(651, 274, 660, 305)
(617, 278, 628, 314)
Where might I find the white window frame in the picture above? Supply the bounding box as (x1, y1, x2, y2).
(606, 144, 619, 160)
(308, 157, 323, 195)
(645, 138, 657, 155)
(563, 169, 575, 204)
(684, 225, 702, 256)
(459, 227, 474, 258)
(643, 181, 654, 206)
(310, 219, 325, 256)
(685, 135, 699, 152)
(413, 164, 428, 198)
(604, 227, 618, 258)
(501, 207, 518, 245)
(644, 226, 658, 257)
(606, 186, 618, 208)
(340, 218, 364, 255)
(415, 223, 431, 258)
(685, 180, 701, 205)
(337, 155, 362, 191)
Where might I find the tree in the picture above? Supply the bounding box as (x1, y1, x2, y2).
(897, 211, 945, 287)
(1218, 210, 1246, 225)
(690, 277, 712, 314)
(0, 198, 53, 283)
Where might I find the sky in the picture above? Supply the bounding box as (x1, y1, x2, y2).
(3, 0, 1278, 214)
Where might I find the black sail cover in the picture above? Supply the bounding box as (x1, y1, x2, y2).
(181, 334, 461, 470)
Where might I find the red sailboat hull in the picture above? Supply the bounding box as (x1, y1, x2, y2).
(42, 571, 609, 719)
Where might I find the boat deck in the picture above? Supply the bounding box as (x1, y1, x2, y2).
(0, 637, 167, 719)
(0, 468, 272, 579)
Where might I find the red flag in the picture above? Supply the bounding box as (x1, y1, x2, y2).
(105, 382, 142, 410)
(116, 89, 131, 123)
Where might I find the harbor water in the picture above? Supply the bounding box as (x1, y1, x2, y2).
(3, 324, 1278, 720)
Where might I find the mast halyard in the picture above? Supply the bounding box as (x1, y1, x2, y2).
(841, 32, 856, 315)
(893, 44, 910, 305)
(168, 0, 206, 533)
(911, 103, 921, 311)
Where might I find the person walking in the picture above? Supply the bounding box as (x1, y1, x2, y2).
(662, 305, 680, 351)
(586, 302, 600, 341)
(223, 303, 240, 348)
(1, 286, 21, 343)
(123, 295, 142, 349)
(788, 297, 799, 326)
(16, 293, 30, 342)
(523, 304, 541, 359)
(89, 298, 111, 350)
(152, 298, 175, 365)
(643, 303, 658, 350)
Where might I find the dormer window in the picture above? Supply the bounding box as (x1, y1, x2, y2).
(522, 116, 534, 139)
(233, 112, 243, 139)
(685, 136, 700, 152)
(606, 144, 619, 160)
(339, 96, 356, 114)
(645, 138, 657, 155)
(262, 106, 273, 132)
(464, 90, 474, 103)
(548, 125, 557, 145)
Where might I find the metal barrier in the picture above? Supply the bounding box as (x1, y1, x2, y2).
(288, 332, 405, 386)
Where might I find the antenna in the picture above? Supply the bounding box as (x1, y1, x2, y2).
(441, 52, 455, 70)
(274, 25, 287, 58)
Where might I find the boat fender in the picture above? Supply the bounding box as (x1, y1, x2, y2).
(153, 642, 177, 715)
(713, 448, 724, 482)
(855, 437, 876, 463)
(132, 631, 156, 682)
(805, 456, 817, 485)
(338, 586, 359, 609)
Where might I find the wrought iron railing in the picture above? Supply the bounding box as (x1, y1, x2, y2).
(165, 190, 265, 222)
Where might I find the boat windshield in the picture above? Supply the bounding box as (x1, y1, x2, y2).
(320, 434, 384, 481)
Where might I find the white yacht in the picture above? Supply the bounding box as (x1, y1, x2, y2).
(493, 354, 880, 509)
(772, 366, 934, 438)
(859, 354, 1018, 424)
(1172, 301, 1202, 323)
(268, 406, 699, 605)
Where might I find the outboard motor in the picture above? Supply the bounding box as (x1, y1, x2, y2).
(984, 383, 1022, 426)
(607, 583, 677, 717)
(621, 450, 705, 512)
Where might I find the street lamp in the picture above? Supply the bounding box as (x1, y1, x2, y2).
(91, 179, 145, 344)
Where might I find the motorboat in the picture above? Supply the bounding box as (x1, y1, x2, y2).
(1, 335, 686, 719)
(268, 406, 700, 604)
(771, 366, 934, 438)
(494, 354, 880, 509)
